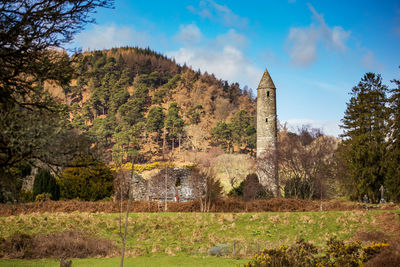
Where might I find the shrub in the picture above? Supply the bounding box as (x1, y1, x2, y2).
(364, 239, 400, 267)
(228, 180, 244, 197)
(58, 156, 114, 201)
(229, 174, 273, 201)
(35, 193, 52, 202)
(1, 232, 34, 259)
(116, 161, 174, 173)
(0, 230, 114, 259)
(243, 174, 273, 201)
(32, 169, 60, 200)
(18, 190, 33, 203)
(191, 167, 223, 212)
(245, 238, 389, 267)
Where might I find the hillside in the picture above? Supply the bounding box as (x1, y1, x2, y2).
(54, 47, 256, 163)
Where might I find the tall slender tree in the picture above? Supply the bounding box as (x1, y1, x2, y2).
(385, 72, 400, 202)
(146, 106, 165, 140)
(340, 73, 388, 202)
(165, 102, 184, 151)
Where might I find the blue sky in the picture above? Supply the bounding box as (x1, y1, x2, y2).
(70, 0, 400, 136)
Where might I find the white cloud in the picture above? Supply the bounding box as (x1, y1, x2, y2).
(286, 4, 350, 67)
(168, 26, 261, 89)
(73, 24, 152, 50)
(287, 26, 319, 66)
(187, 0, 248, 29)
(168, 45, 261, 89)
(284, 119, 342, 137)
(361, 50, 384, 71)
(173, 24, 203, 45)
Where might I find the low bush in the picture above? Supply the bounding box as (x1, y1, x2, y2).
(0, 231, 115, 259)
(58, 156, 114, 201)
(17, 190, 33, 203)
(364, 239, 400, 267)
(117, 161, 175, 173)
(245, 238, 390, 267)
(34, 193, 52, 202)
(228, 174, 273, 201)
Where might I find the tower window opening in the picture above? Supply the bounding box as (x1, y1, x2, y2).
(265, 117, 268, 123)
(267, 91, 270, 97)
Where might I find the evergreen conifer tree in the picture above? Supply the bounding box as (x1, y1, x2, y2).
(385, 74, 400, 202)
(340, 73, 388, 202)
(147, 107, 165, 137)
(165, 102, 185, 150)
(33, 169, 60, 200)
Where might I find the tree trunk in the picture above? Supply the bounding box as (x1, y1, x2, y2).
(199, 197, 203, 212)
(120, 160, 134, 267)
(119, 175, 123, 236)
(178, 135, 181, 154)
(120, 194, 131, 267)
(60, 258, 72, 267)
(164, 167, 168, 211)
(162, 128, 166, 161)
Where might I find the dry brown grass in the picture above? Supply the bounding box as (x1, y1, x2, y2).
(353, 230, 388, 243)
(0, 198, 399, 217)
(0, 230, 115, 259)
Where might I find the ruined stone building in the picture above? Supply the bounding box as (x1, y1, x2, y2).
(130, 167, 204, 202)
(146, 168, 203, 201)
(256, 68, 279, 196)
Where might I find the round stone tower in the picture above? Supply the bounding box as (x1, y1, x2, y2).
(256, 68, 279, 196)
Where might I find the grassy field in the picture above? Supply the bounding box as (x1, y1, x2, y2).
(1, 210, 398, 259)
(0, 256, 248, 267)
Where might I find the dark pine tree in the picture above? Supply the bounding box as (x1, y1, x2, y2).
(385, 72, 400, 202)
(340, 73, 388, 203)
(146, 106, 165, 141)
(165, 102, 185, 151)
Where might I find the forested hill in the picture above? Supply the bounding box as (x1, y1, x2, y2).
(53, 47, 257, 163)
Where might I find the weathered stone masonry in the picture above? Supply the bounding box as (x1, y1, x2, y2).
(256, 68, 279, 196)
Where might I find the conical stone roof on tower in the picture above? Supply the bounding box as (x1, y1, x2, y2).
(258, 69, 276, 89)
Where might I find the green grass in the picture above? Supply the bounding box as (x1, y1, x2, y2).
(0, 256, 248, 267)
(0, 210, 395, 258)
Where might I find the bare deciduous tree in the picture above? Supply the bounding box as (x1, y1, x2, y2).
(277, 126, 337, 199)
(191, 163, 223, 212)
(184, 124, 209, 161)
